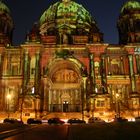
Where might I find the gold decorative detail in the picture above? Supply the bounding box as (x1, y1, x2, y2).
(52, 69, 78, 83)
(62, 0, 71, 2)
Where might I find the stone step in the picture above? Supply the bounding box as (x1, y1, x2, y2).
(42, 112, 85, 120)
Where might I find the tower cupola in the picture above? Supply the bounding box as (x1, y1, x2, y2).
(117, 0, 140, 44)
(0, 1, 14, 45)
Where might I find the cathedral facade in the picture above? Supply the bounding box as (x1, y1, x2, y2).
(0, 0, 140, 119)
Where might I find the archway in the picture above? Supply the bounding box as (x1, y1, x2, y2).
(46, 59, 84, 112)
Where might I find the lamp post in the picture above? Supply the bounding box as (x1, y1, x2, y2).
(7, 94, 11, 118)
(91, 98, 96, 118)
(115, 93, 120, 118)
(32, 86, 37, 118)
(91, 86, 98, 118)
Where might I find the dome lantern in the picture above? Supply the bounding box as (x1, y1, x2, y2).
(62, 0, 71, 2)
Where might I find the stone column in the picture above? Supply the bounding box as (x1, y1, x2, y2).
(136, 55, 140, 74)
(35, 51, 40, 95)
(83, 77, 87, 110)
(23, 50, 29, 88)
(57, 90, 60, 105)
(120, 56, 124, 75)
(81, 76, 87, 120)
(89, 54, 96, 94)
(107, 56, 111, 75)
(49, 89, 52, 111)
(43, 86, 48, 112)
(128, 55, 136, 92)
(43, 79, 49, 114)
(101, 55, 108, 94)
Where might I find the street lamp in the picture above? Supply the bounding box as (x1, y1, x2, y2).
(91, 92, 97, 118)
(31, 86, 38, 118)
(7, 94, 11, 118)
(115, 93, 120, 118)
(91, 98, 96, 118)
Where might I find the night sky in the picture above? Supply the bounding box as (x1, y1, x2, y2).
(4, 0, 130, 45)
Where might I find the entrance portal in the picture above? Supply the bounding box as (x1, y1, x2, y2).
(47, 60, 83, 113)
(63, 101, 69, 112)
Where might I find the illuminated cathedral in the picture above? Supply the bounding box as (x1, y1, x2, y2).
(0, 0, 140, 120)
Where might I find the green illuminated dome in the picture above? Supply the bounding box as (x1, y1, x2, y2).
(117, 0, 140, 44)
(0, 1, 14, 44)
(39, 0, 100, 36)
(121, 0, 140, 13)
(0, 1, 10, 13)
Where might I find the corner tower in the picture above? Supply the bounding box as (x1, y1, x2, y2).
(0, 1, 14, 46)
(117, 0, 140, 44)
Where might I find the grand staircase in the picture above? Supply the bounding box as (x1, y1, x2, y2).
(42, 112, 86, 120)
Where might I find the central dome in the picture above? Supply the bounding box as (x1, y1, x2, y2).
(39, 0, 100, 36)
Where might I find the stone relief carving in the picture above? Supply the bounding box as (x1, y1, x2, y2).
(52, 69, 78, 83)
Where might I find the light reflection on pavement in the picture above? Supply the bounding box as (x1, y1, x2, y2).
(4, 124, 69, 140)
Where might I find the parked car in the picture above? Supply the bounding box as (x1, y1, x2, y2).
(88, 117, 105, 123)
(3, 118, 23, 124)
(48, 117, 65, 125)
(27, 118, 42, 124)
(113, 117, 128, 122)
(67, 118, 86, 124)
(135, 116, 140, 122)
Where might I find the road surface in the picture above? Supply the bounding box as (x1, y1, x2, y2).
(5, 124, 69, 140)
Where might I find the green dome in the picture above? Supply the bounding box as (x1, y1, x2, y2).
(39, 0, 99, 35)
(0, 1, 10, 14)
(0, 1, 14, 44)
(121, 0, 140, 13)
